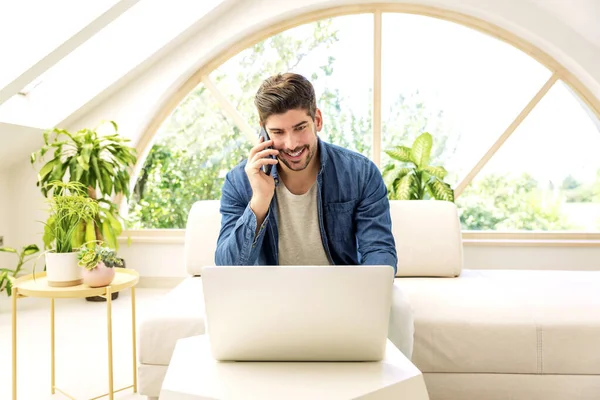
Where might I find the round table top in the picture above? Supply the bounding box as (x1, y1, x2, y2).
(13, 268, 139, 299)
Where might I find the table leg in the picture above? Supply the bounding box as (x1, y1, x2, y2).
(107, 286, 114, 400)
(12, 288, 17, 400)
(51, 297, 55, 394)
(131, 286, 137, 392)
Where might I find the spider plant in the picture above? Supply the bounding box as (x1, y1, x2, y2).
(42, 181, 99, 253)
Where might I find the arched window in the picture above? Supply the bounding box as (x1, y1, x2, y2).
(128, 7, 600, 234)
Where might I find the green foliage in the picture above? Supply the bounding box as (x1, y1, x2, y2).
(0, 244, 40, 297)
(561, 170, 600, 203)
(457, 173, 572, 230)
(42, 181, 99, 253)
(31, 121, 136, 250)
(77, 244, 123, 270)
(128, 18, 355, 228)
(383, 132, 454, 202)
(381, 91, 458, 180)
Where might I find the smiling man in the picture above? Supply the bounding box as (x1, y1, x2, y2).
(214, 73, 414, 360)
(215, 72, 397, 271)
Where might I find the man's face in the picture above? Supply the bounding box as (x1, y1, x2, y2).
(263, 108, 322, 172)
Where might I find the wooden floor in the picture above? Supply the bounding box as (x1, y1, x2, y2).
(0, 288, 169, 400)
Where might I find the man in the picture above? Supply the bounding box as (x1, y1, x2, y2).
(214, 72, 414, 358)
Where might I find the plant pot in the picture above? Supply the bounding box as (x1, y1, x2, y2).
(86, 258, 125, 302)
(45, 252, 82, 287)
(82, 261, 115, 288)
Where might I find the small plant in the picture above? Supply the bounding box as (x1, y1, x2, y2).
(0, 244, 40, 296)
(383, 132, 454, 202)
(77, 244, 123, 271)
(42, 181, 99, 253)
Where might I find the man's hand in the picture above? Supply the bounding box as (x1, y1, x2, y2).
(245, 137, 279, 225)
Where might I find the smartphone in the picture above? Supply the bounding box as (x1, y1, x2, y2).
(258, 126, 275, 175)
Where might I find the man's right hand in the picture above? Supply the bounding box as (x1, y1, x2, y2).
(245, 137, 279, 221)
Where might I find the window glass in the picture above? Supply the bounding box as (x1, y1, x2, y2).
(457, 80, 600, 231)
(381, 13, 551, 187)
(128, 84, 249, 229)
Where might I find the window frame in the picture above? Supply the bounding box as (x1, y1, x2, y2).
(125, 4, 600, 245)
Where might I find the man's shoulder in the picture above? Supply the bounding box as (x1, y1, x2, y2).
(323, 141, 378, 172)
(226, 159, 248, 178)
(223, 159, 251, 195)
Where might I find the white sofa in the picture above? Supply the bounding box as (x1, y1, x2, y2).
(138, 200, 600, 400)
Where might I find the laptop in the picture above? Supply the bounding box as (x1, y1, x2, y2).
(201, 265, 394, 362)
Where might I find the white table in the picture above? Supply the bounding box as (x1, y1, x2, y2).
(159, 335, 430, 400)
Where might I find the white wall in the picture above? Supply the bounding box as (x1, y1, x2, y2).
(6, 0, 600, 281)
(0, 172, 11, 267)
(0, 172, 9, 242)
(8, 158, 46, 250)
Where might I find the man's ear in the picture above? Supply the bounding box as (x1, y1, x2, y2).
(314, 108, 323, 132)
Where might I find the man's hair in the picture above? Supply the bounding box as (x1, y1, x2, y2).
(254, 73, 317, 124)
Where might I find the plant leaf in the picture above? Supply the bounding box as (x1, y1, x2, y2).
(381, 163, 395, 178)
(0, 247, 17, 254)
(428, 177, 455, 202)
(411, 132, 433, 168)
(91, 156, 104, 194)
(22, 244, 40, 256)
(423, 165, 448, 179)
(38, 159, 57, 182)
(385, 146, 412, 163)
(397, 174, 415, 200)
(76, 155, 90, 171)
(101, 219, 117, 250)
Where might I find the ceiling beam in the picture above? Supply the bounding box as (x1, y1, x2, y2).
(0, 0, 141, 106)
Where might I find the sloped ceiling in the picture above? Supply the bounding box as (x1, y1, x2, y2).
(530, 0, 600, 49)
(0, 0, 599, 169)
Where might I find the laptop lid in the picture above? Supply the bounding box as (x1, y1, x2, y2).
(201, 265, 394, 362)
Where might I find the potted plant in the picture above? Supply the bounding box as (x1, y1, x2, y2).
(36, 181, 99, 287)
(30, 121, 137, 299)
(77, 243, 123, 287)
(383, 132, 455, 202)
(0, 244, 40, 299)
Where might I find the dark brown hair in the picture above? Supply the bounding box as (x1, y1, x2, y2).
(254, 73, 317, 124)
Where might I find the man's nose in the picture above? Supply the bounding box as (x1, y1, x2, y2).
(285, 134, 299, 150)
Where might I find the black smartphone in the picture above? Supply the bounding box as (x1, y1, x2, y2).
(258, 126, 275, 175)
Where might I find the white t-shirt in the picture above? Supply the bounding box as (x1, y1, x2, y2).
(275, 181, 331, 266)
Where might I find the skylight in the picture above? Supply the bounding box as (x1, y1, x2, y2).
(0, 0, 226, 128)
(0, 0, 120, 92)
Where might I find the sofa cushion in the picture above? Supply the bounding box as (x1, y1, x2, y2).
(184, 199, 464, 278)
(400, 269, 600, 375)
(390, 200, 463, 277)
(139, 277, 205, 365)
(185, 200, 221, 275)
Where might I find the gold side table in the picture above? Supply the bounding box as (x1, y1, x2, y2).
(11, 268, 139, 400)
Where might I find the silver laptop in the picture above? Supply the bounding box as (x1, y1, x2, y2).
(201, 265, 394, 362)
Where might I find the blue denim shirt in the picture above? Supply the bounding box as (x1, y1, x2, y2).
(215, 138, 398, 274)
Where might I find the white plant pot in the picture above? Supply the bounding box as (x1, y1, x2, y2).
(45, 252, 82, 287)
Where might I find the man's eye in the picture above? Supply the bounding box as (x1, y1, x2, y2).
(295, 125, 306, 131)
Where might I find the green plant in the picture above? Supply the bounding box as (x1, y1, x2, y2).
(0, 244, 40, 296)
(383, 132, 454, 202)
(42, 181, 99, 253)
(77, 243, 123, 271)
(30, 121, 137, 250)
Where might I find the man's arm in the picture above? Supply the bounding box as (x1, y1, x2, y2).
(214, 170, 270, 266)
(355, 162, 398, 274)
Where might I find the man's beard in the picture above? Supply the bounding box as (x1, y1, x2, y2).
(278, 144, 315, 171)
